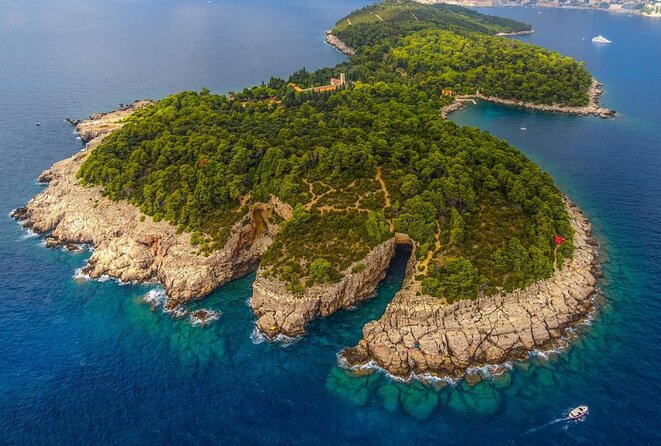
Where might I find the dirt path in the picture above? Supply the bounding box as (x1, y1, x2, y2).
(303, 179, 337, 212)
(418, 221, 442, 273)
(375, 167, 391, 209)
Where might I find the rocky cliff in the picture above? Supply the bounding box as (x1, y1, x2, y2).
(252, 239, 396, 338)
(341, 200, 600, 378)
(13, 101, 289, 305)
(14, 103, 394, 332)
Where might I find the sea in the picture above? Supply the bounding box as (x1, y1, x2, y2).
(1, 1, 660, 444)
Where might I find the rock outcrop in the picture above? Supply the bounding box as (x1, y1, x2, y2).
(325, 31, 355, 56)
(341, 200, 599, 378)
(14, 101, 289, 304)
(252, 239, 396, 338)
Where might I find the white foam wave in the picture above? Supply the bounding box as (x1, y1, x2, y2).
(164, 304, 187, 319)
(18, 227, 39, 240)
(337, 349, 521, 386)
(143, 288, 167, 308)
(250, 326, 300, 346)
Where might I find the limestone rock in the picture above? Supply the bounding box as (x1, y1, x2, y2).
(15, 101, 290, 304)
(342, 199, 600, 379)
(252, 239, 396, 338)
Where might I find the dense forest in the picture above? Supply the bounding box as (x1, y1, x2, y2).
(390, 30, 592, 106)
(78, 2, 579, 302)
(332, 1, 531, 49)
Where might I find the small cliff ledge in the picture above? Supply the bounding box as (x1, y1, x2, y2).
(252, 239, 395, 338)
(13, 102, 288, 305)
(341, 200, 600, 378)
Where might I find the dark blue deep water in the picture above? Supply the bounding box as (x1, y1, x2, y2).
(1, 1, 659, 444)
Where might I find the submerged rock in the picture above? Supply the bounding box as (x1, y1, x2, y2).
(325, 367, 379, 407)
(377, 383, 400, 412)
(399, 381, 439, 420)
(189, 309, 220, 326)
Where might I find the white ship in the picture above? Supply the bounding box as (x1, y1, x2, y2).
(592, 35, 612, 44)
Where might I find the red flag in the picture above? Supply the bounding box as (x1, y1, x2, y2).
(554, 235, 566, 245)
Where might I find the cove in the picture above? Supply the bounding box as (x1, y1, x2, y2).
(1, 1, 660, 444)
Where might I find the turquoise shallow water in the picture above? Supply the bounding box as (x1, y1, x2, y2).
(1, 1, 660, 444)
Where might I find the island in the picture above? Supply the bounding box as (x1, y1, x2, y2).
(14, 1, 603, 379)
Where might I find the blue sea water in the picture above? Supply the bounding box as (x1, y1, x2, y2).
(0, 1, 660, 444)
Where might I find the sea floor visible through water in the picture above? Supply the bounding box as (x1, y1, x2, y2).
(1, 1, 660, 444)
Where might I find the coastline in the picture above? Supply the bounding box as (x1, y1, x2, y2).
(495, 29, 535, 36)
(14, 101, 601, 375)
(12, 103, 290, 306)
(441, 78, 615, 119)
(324, 31, 355, 56)
(341, 198, 601, 379)
(420, 2, 644, 17)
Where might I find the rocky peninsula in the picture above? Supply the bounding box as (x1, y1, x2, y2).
(341, 200, 600, 378)
(13, 102, 291, 306)
(14, 2, 605, 379)
(14, 102, 600, 377)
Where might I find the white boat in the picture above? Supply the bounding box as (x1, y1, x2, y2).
(592, 35, 612, 44)
(568, 405, 589, 420)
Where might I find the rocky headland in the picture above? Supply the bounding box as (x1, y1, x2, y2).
(13, 102, 291, 306)
(442, 79, 616, 119)
(252, 239, 395, 338)
(340, 200, 600, 379)
(15, 104, 600, 377)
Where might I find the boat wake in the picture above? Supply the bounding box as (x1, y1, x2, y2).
(524, 407, 587, 435)
(525, 417, 568, 434)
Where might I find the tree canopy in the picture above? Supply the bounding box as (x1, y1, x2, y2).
(78, 2, 578, 302)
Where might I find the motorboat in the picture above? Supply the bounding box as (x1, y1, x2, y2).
(568, 405, 589, 420)
(592, 35, 612, 44)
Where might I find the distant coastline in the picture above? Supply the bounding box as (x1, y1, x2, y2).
(323, 31, 615, 120)
(416, 1, 645, 16)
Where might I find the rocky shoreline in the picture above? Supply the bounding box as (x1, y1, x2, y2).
(12, 102, 290, 306)
(495, 29, 535, 37)
(324, 31, 355, 56)
(442, 78, 616, 119)
(15, 102, 600, 378)
(340, 199, 600, 379)
(252, 239, 396, 339)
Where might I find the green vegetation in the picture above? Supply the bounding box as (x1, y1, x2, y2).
(333, 1, 530, 49)
(391, 30, 592, 106)
(78, 2, 579, 301)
